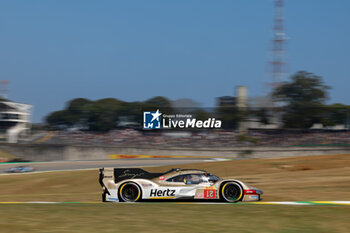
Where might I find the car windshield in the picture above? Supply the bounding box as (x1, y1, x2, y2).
(167, 173, 221, 184)
(206, 174, 221, 182)
(167, 174, 205, 184)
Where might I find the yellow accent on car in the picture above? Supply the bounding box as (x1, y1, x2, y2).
(119, 183, 141, 202)
(221, 182, 243, 201)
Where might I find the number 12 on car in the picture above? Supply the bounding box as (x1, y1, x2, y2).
(204, 189, 216, 198)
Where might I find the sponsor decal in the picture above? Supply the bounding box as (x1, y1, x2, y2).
(141, 184, 152, 187)
(159, 176, 165, 180)
(204, 189, 216, 199)
(143, 109, 222, 130)
(196, 192, 204, 198)
(150, 189, 175, 197)
(244, 189, 257, 194)
(118, 170, 144, 179)
(249, 195, 259, 199)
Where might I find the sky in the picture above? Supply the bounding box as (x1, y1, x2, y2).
(0, 0, 349, 122)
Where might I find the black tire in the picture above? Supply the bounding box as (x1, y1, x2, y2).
(119, 182, 142, 202)
(220, 182, 244, 203)
(102, 191, 107, 202)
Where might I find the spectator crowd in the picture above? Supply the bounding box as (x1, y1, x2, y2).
(39, 129, 350, 148)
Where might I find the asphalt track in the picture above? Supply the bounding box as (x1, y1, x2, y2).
(0, 158, 213, 174)
(0, 201, 349, 206)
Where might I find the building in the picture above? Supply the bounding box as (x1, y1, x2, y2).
(0, 100, 32, 143)
(235, 86, 248, 109)
(171, 98, 200, 108)
(216, 96, 236, 107)
(216, 86, 282, 130)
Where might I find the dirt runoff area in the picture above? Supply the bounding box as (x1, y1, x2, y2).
(0, 154, 349, 202)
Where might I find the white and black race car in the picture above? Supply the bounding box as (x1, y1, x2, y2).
(99, 168, 263, 202)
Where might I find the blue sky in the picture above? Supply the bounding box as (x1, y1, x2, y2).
(0, 0, 349, 122)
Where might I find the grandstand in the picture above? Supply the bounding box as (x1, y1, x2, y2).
(0, 100, 32, 143)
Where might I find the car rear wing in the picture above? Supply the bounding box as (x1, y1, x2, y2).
(99, 167, 166, 186)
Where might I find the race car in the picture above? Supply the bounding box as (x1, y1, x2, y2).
(99, 167, 263, 202)
(5, 166, 35, 173)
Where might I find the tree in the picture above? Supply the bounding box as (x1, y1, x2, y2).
(323, 103, 349, 126)
(66, 98, 92, 124)
(86, 98, 123, 132)
(216, 106, 242, 129)
(250, 108, 270, 124)
(193, 109, 210, 121)
(118, 101, 143, 125)
(272, 71, 330, 128)
(67, 98, 92, 115)
(142, 96, 174, 116)
(143, 96, 172, 110)
(46, 98, 125, 131)
(46, 110, 74, 129)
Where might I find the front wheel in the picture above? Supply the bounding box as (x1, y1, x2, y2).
(119, 182, 142, 202)
(220, 182, 243, 203)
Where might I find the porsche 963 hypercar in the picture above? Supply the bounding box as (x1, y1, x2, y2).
(99, 168, 263, 203)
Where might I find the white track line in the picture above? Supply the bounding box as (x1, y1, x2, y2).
(0, 201, 349, 206)
(266, 202, 311, 205)
(0, 168, 97, 175)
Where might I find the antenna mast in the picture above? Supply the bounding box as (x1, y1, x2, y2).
(270, 0, 287, 87)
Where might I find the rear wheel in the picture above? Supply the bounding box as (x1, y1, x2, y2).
(102, 190, 107, 202)
(221, 182, 243, 203)
(119, 182, 142, 202)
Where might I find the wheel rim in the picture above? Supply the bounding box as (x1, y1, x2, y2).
(222, 183, 242, 202)
(120, 183, 140, 202)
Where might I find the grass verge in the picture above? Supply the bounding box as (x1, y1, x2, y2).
(0, 203, 349, 233)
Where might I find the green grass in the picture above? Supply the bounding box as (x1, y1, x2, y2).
(0, 204, 349, 233)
